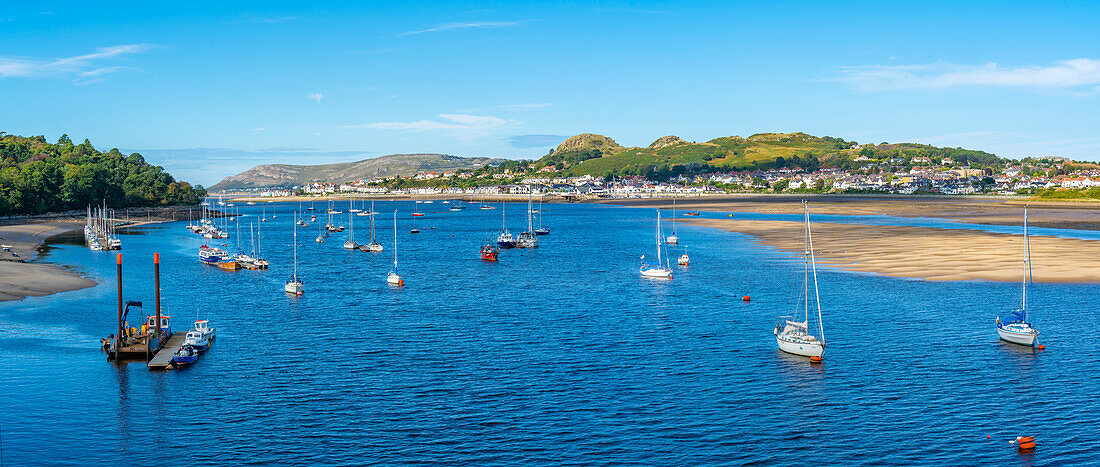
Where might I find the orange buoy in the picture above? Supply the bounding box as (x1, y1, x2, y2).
(1037, 344, 1045, 350)
(809, 356, 823, 363)
(1017, 436, 1034, 444)
(742, 296, 750, 302)
(1018, 442, 1036, 450)
(987, 435, 991, 439)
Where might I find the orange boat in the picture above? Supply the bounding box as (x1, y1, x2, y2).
(217, 261, 241, 270)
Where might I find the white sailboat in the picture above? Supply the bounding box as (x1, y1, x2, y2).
(516, 189, 538, 248)
(387, 210, 404, 286)
(343, 213, 358, 249)
(639, 210, 673, 279)
(496, 198, 515, 248)
(666, 198, 679, 244)
(774, 201, 826, 360)
(997, 207, 1040, 346)
(360, 201, 383, 252)
(285, 214, 304, 295)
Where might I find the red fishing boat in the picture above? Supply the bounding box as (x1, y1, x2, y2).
(480, 244, 499, 261)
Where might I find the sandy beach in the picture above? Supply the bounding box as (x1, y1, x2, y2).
(0, 220, 97, 301)
(687, 217, 1100, 283)
(604, 194, 1100, 231)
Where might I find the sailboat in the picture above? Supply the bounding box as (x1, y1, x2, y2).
(412, 200, 425, 217)
(285, 215, 304, 295)
(343, 213, 358, 249)
(496, 198, 515, 248)
(774, 201, 826, 360)
(997, 207, 1040, 346)
(349, 198, 361, 213)
(666, 198, 679, 244)
(360, 202, 384, 251)
(387, 210, 404, 286)
(516, 189, 538, 248)
(315, 214, 325, 243)
(534, 194, 550, 235)
(639, 210, 673, 279)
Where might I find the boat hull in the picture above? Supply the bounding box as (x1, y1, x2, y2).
(640, 266, 672, 279)
(284, 282, 303, 295)
(997, 326, 1038, 346)
(775, 336, 824, 358)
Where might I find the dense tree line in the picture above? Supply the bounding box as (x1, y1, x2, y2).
(0, 133, 206, 216)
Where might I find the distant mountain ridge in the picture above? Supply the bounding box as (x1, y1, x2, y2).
(211, 153, 505, 191)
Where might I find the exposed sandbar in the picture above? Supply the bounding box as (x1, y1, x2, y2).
(686, 218, 1100, 283)
(0, 220, 96, 302)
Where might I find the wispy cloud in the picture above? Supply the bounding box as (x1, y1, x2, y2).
(397, 21, 521, 37)
(0, 44, 152, 82)
(836, 58, 1100, 93)
(309, 92, 324, 102)
(505, 134, 566, 149)
(497, 102, 552, 110)
(350, 113, 520, 133)
(249, 127, 267, 135)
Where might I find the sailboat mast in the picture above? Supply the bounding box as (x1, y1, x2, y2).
(656, 210, 663, 266)
(672, 198, 676, 235)
(393, 210, 399, 273)
(1023, 206, 1031, 318)
(292, 214, 298, 280)
(805, 202, 825, 341)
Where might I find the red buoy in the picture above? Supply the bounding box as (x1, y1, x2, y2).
(742, 296, 750, 302)
(809, 356, 823, 363)
(1018, 442, 1036, 450)
(1037, 344, 1045, 350)
(1017, 436, 1035, 444)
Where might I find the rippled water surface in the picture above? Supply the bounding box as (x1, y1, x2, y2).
(2, 202, 1097, 465)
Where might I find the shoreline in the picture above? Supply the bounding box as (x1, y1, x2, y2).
(685, 217, 1100, 283)
(0, 206, 195, 303)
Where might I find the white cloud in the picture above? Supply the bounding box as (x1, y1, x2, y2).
(836, 58, 1100, 92)
(497, 102, 552, 110)
(309, 92, 324, 102)
(350, 113, 520, 133)
(397, 21, 521, 37)
(0, 44, 152, 80)
(249, 127, 267, 135)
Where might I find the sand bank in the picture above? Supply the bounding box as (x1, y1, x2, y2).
(0, 220, 97, 302)
(605, 195, 1100, 231)
(687, 218, 1100, 283)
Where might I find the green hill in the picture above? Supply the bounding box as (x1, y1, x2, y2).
(536, 132, 1005, 177)
(0, 132, 206, 216)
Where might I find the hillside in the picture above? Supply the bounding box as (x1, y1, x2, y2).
(0, 132, 205, 215)
(211, 153, 505, 191)
(538, 132, 1004, 177)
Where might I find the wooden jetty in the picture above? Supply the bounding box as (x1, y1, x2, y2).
(147, 332, 188, 370)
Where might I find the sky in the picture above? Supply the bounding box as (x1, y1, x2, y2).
(2, 1, 1099, 186)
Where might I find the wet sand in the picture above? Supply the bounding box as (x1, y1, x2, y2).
(688, 218, 1100, 283)
(604, 195, 1100, 231)
(0, 220, 97, 301)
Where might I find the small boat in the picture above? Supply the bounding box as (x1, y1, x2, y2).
(479, 204, 495, 211)
(685, 211, 700, 216)
(666, 199, 679, 244)
(497, 199, 515, 248)
(515, 191, 539, 248)
(89, 239, 105, 251)
(678, 254, 690, 266)
(412, 212, 425, 217)
(774, 201, 826, 359)
(639, 210, 673, 279)
(410, 227, 420, 234)
(360, 205, 383, 251)
(193, 319, 216, 342)
(183, 330, 209, 350)
(343, 213, 358, 249)
(172, 345, 199, 365)
(997, 207, 1040, 346)
(297, 219, 306, 226)
(199, 245, 229, 264)
(247, 201, 256, 205)
(480, 244, 499, 261)
(534, 195, 550, 235)
(388, 210, 404, 286)
(217, 261, 242, 270)
(286, 216, 304, 295)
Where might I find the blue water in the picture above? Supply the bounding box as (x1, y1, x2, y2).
(2, 202, 1097, 465)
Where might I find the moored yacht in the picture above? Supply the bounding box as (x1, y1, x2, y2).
(774, 201, 826, 360)
(997, 207, 1040, 346)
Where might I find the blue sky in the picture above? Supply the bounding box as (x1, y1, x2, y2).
(2, 1, 1099, 186)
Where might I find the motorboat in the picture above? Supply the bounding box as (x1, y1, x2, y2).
(172, 345, 199, 365)
(480, 244, 499, 261)
(183, 330, 209, 350)
(198, 245, 229, 264)
(678, 254, 690, 266)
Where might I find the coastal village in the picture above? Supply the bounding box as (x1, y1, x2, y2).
(233, 155, 1096, 199)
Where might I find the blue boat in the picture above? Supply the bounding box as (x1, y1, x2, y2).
(172, 345, 199, 365)
(198, 244, 229, 264)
